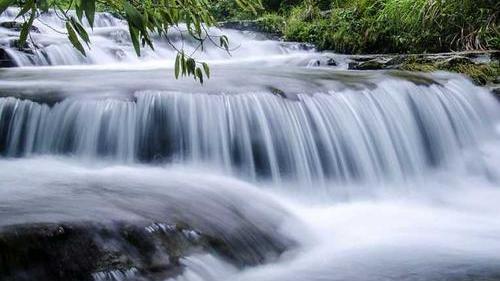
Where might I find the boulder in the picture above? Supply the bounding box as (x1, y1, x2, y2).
(0, 221, 206, 281)
(326, 58, 337, 66)
(0, 21, 40, 33)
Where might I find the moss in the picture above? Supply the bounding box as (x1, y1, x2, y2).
(400, 56, 500, 86)
(441, 60, 498, 86)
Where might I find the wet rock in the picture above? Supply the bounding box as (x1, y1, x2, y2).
(0, 21, 40, 33)
(349, 60, 385, 70)
(8, 39, 39, 54)
(0, 219, 292, 281)
(326, 58, 337, 66)
(0, 222, 207, 281)
(268, 86, 300, 101)
(491, 86, 500, 97)
(0, 48, 16, 67)
(385, 55, 407, 67)
(436, 56, 473, 68)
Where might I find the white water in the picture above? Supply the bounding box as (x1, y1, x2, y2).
(1, 8, 500, 281)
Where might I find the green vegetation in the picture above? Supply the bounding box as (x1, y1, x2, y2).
(400, 56, 500, 86)
(221, 0, 499, 54)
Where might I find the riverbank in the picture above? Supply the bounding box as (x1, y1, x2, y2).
(215, 0, 499, 91)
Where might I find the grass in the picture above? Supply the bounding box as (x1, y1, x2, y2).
(226, 0, 499, 54)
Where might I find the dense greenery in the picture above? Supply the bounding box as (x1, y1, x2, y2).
(222, 0, 499, 54)
(0, 0, 260, 82)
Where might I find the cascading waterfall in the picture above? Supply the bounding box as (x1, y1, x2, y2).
(0, 77, 498, 185)
(1, 7, 500, 281)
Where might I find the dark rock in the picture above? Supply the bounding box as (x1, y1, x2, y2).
(268, 86, 300, 101)
(0, 222, 209, 281)
(0, 48, 16, 67)
(492, 86, 500, 97)
(9, 39, 39, 54)
(0, 21, 40, 33)
(349, 60, 385, 70)
(0, 219, 292, 281)
(326, 58, 337, 66)
(311, 60, 321, 67)
(385, 55, 407, 67)
(489, 51, 499, 62)
(348, 61, 359, 69)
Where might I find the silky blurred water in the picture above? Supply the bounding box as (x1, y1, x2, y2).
(1, 7, 500, 281)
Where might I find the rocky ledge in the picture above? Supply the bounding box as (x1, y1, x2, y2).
(0, 220, 290, 281)
(344, 51, 500, 88)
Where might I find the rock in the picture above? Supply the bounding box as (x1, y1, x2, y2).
(491, 86, 500, 97)
(0, 21, 40, 33)
(349, 60, 385, 70)
(437, 56, 473, 68)
(8, 39, 39, 54)
(0, 48, 16, 67)
(268, 86, 300, 101)
(326, 58, 337, 66)
(385, 55, 407, 67)
(0, 221, 207, 281)
(0, 219, 292, 281)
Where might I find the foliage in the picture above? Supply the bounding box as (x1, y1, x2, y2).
(255, 13, 285, 34)
(0, 0, 261, 82)
(259, 0, 500, 54)
(400, 56, 500, 86)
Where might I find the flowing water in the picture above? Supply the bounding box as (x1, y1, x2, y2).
(1, 8, 500, 281)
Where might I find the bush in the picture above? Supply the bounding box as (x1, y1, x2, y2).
(256, 14, 286, 34)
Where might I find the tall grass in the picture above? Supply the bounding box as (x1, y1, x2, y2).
(281, 0, 499, 53)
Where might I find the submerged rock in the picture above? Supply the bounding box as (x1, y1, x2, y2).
(0, 21, 40, 33)
(0, 48, 16, 67)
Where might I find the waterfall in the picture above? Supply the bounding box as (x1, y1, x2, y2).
(1, 7, 500, 281)
(0, 76, 498, 185)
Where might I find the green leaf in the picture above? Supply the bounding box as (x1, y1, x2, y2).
(195, 67, 203, 84)
(181, 52, 186, 75)
(0, 0, 15, 15)
(174, 53, 181, 79)
(82, 0, 96, 28)
(18, 6, 36, 48)
(70, 17, 90, 46)
(128, 22, 141, 56)
(36, 0, 50, 12)
(186, 58, 196, 75)
(123, 1, 143, 29)
(75, 0, 84, 21)
(16, 0, 34, 19)
(202, 62, 210, 78)
(66, 21, 86, 56)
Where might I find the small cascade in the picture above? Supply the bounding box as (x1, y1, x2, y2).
(0, 7, 314, 67)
